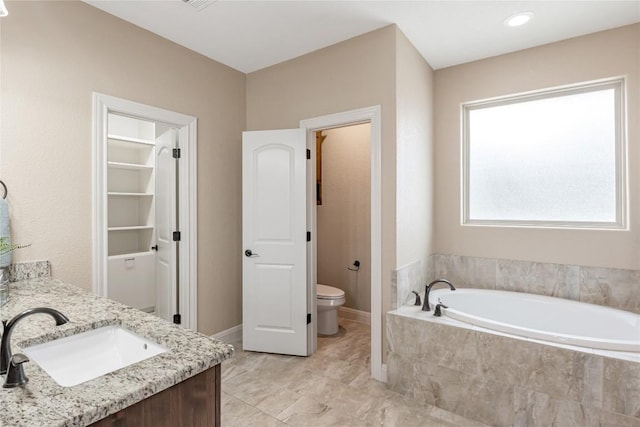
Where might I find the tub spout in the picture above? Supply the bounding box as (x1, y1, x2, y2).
(422, 279, 456, 311)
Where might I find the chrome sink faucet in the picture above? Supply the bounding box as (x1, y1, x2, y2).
(0, 307, 68, 387)
(422, 279, 456, 311)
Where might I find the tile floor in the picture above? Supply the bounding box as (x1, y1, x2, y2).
(221, 318, 487, 426)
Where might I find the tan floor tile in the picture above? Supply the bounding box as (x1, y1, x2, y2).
(221, 392, 286, 427)
(426, 405, 490, 427)
(299, 375, 379, 417)
(276, 395, 370, 427)
(222, 318, 481, 427)
(349, 372, 399, 400)
(254, 387, 305, 418)
(295, 353, 368, 385)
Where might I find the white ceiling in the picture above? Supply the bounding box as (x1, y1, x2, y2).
(85, 0, 640, 73)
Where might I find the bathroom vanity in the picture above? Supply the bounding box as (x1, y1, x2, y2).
(0, 277, 233, 426)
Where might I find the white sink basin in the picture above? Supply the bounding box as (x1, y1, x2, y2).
(23, 325, 168, 387)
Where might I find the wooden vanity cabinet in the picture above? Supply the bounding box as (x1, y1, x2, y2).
(90, 365, 220, 427)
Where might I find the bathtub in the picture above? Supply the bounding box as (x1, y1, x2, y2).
(387, 292, 640, 425)
(430, 288, 640, 352)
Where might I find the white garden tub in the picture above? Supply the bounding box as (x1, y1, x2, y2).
(430, 288, 640, 352)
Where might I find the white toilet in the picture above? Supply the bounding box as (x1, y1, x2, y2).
(316, 284, 346, 335)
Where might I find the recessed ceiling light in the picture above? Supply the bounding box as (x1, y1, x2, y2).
(505, 12, 534, 27)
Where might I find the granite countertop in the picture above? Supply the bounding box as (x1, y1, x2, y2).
(0, 277, 234, 427)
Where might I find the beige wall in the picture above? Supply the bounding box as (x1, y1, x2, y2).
(0, 1, 246, 335)
(247, 25, 398, 317)
(395, 29, 435, 267)
(317, 124, 371, 312)
(434, 24, 640, 270)
(247, 25, 436, 364)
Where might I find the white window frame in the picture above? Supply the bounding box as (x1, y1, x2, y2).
(461, 77, 627, 229)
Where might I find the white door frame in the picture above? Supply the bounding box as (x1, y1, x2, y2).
(92, 93, 198, 331)
(300, 105, 383, 381)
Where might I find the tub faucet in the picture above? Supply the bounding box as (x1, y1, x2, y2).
(433, 302, 448, 317)
(0, 307, 68, 386)
(422, 279, 456, 311)
(410, 291, 421, 306)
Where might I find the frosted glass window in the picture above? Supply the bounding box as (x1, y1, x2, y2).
(463, 79, 625, 228)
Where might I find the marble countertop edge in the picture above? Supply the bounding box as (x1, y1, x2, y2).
(0, 277, 234, 427)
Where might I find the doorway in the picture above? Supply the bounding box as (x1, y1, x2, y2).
(240, 106, 382, 379)
(316, 123, 371, 322)
(92, 93, 198, 330)
(300, 105, 383, 381)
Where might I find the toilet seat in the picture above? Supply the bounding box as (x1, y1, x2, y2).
(317, 284, 345, 300)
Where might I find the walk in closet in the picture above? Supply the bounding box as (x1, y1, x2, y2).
(94, 93, 197, 329)
(106, 113, 157, 313)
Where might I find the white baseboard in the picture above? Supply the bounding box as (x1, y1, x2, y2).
(211, 324, 242, 342)
(338, 306, 371, 325)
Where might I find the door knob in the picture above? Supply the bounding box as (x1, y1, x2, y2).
(151, 245, 158, 251)
(244, 249, 259, 258)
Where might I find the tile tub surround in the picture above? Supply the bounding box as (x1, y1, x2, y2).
(392, 257, 433, 310)
(0, 277, 233, 427)
(394, 254, 640, 315)
(386, 309, 640, 427)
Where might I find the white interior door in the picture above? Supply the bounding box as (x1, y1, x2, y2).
(242, 129, 309, 356)
(155, 129, 177, 322)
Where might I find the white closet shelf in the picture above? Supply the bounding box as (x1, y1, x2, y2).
(108, 225, 154, 231)
(108, 192, 154, 197)
(107, 134, 155, 146)
(108, 161, 153, 171)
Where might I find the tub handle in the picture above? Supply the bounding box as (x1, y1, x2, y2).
(434, 302, 448, 317)
(410, 291, 421, 306)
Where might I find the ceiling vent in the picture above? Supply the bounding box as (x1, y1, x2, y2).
(181, 0, 216, 11)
